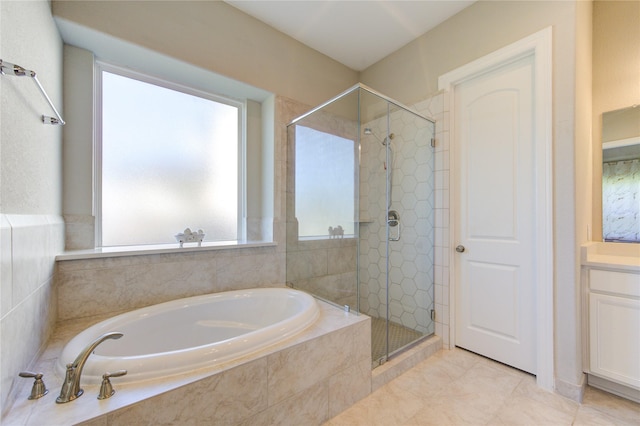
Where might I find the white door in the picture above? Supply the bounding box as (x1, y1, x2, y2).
(453, 54, 537, 374)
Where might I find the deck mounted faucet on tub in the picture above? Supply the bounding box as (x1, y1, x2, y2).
(56, 332, 123, 403)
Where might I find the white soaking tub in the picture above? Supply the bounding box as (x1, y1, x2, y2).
(56, 288, 319, 384)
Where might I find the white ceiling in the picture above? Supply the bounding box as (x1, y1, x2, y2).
(225, 1, 476, 71)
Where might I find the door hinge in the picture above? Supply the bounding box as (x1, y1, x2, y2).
(431, 309, 436, 321)
(430, 138, 436, 148)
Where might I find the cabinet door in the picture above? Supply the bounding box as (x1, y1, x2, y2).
(589, 292, 640, 389)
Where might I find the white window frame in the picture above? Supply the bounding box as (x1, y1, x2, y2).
(94, 61, 246, 247)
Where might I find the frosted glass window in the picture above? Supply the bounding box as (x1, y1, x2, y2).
(295, 126, 355, 238)
(100, 69, 240, 247)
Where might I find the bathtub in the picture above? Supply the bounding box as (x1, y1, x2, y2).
(56, 288, 319, 384)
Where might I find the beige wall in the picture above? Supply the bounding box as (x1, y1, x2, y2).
(361, 1, 580, 105)
(0, 0, 65, 416)
(51, 0, 359, 108)
(592, 0, 640, 241)
(362, 0, 589, 395)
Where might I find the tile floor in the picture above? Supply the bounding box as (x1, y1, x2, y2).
(325, 348, 640, 425)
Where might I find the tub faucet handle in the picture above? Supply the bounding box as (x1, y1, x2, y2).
(18, 371, 49, 400)
(97, 369, 127, 400)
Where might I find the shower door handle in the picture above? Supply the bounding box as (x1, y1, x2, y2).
(388, 210, 401, 241)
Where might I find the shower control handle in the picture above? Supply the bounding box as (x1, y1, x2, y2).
(455, 245, 466, 253)
(387, 210, 401, 241)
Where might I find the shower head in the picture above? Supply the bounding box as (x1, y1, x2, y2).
(364, 128, 394, 145)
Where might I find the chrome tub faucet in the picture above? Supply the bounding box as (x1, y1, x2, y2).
(56, 332, 123, 403)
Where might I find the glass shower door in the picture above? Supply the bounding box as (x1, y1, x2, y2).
(360, 98, 435, 366)
(382, 105, 436, 361)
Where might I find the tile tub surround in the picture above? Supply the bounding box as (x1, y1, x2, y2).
(3, 299, 371, 425)
(286, 237, 358, 309)
(54, 244, 286, 322)
(1, 214, 64, 415)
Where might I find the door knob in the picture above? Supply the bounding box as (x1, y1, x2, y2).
(455, 245, 466, 253)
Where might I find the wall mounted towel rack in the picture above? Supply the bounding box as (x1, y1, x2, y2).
(1, 59, 65, 125)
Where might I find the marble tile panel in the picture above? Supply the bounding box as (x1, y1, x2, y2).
(123, 258, 219, 305)
(293, 272, 357, 307)
(267, 321, 367, 406)
(271, 219, 286, 250)
(277, 95, 311, 126)
(58, 255, 227, 321)
(240, 380, 330, 426)
(286, 248, 328, 281)
(216, 251, 284, 288)
(56, 267, 128, 321)
(327, 245, 357, 275)
(328, 357, 371, 417)
(105, 358, 268, 425)
(63, 214, 94, 250)
(350, 320, 371, 361)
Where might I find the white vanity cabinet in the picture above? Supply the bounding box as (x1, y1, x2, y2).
(588, 269, 640, 388)
(582, 243, 640, 401)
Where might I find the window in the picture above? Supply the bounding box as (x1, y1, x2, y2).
(97, 63, 244, 247)
(294, 126, 355, 238)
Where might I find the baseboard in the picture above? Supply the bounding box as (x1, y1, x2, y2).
(555, 374, 586, 402)
(588, 374, 640, 403)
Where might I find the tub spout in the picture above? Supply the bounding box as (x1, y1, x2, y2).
(56, 332, 123, 403)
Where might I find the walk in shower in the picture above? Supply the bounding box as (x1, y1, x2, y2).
(286, 84, 436, 366)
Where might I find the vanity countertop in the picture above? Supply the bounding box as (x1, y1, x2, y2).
(581, 242, 640, 272)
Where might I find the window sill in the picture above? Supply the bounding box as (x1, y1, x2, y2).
(56, 241, 277, 261)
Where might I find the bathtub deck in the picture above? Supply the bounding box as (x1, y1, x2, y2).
(4, 299, 370, 425)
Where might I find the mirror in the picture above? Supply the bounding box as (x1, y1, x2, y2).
(602, 105, 640, 243)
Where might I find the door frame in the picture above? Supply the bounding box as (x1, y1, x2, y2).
(438, 27, 554, 390)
